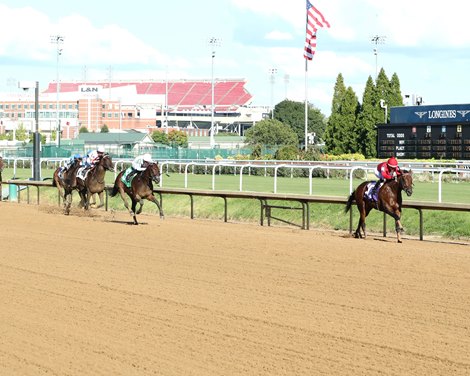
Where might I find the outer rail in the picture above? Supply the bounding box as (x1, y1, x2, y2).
(3, 180, 470, 241)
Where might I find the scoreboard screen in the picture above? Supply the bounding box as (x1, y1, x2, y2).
(377, 123, 470, 160)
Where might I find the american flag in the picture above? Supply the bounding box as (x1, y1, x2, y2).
(304, 0, 330, 60)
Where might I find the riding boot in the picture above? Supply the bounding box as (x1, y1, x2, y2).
(126, 169, 136, 183)
(371, 179, 383, 198)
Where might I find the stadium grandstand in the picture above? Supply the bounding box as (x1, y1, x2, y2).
(0, 79, 269, 142)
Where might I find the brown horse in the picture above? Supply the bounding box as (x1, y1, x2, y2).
(110, 162, 164, 225)
(345, 170, 413, 243)
(76, 154, 114, 210)
(52, 158, 83, 215)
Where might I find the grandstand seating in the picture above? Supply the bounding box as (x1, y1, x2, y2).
(43, 80, 253, 113)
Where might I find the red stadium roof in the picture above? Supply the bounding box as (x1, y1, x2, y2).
(44, 80, 253, 110)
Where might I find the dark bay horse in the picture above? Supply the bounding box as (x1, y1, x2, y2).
(345, 170, 413, 243)
(110, 162, 164, 225)
(52, 158, 83, 215)
(76, 154, 114, 210)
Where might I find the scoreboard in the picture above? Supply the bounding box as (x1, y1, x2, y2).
(377, 104, 470, 160)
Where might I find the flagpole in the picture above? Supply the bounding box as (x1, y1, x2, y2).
(304, 58, 308, 151)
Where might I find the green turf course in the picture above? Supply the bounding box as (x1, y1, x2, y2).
(2, 167, 470, 239)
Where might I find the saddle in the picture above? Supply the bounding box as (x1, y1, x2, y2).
(364, 181, 384, 202)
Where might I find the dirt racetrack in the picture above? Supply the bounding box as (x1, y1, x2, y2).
(0, 202, 469, 376)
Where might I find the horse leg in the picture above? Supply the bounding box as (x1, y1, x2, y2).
(354, 202, 367, 239)
(64, 189, 72, 215)
(119, 189, 134, 219)
(147, 194, 165, 219)
(384, 208, 404, 243)
(361, 206, 373, 239)
(131, 199, 139, 225)
(95, 192, 104, 209)
(136, 199, 144, 214)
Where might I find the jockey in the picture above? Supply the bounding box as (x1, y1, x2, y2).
(64, 153, 82, 171)
(372, 156, 402, 194)
(125, 153, 153, 183)
(84, 147, 105, 168)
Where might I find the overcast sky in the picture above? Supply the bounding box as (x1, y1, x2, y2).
(0, 0, 469, 116)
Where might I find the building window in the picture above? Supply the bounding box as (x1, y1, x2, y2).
(127, 113, 133, 118)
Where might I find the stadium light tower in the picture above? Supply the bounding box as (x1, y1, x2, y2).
(208, 37, 221, 149)
(51, 35, 64, 147)
(269, 68, 278, 119)
(371, 35, 386, 81)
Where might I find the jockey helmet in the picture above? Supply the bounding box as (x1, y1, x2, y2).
(387, 157, 398, 168)
(143, 153, 153, 163)
(97, 146, 105, 153)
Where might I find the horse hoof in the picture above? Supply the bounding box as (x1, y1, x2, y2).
(398, 240, 402, 243)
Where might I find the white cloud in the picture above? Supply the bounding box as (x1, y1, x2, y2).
(265, 31, 293, 41)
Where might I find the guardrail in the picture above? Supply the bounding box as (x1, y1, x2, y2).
(2, 179, 470, 242)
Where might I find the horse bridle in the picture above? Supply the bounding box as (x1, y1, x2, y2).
(150, 163, 161, 183)
(399, 174, 413, 196)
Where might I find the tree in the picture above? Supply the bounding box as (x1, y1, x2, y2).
(15, 124, 29, 142)
(273, 100, 326, 144)
(355, 76, 381, 158)
(79, 126, 89, 133)
(389, 73, 404, 110)
(244, 119, 298, 149)
(151, 130, 169, 145)
(324, 74, 347, 154)
(168, 130, 188, 148)
(100, 124, 109, 133)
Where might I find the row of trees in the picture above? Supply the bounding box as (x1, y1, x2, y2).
(244, 68, 403, 159)
(324, 68, 403, 158)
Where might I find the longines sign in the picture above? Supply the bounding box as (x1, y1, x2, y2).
(390, 104, 470, 124)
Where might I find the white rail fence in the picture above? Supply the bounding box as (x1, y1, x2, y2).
(2, 157, 470, 203)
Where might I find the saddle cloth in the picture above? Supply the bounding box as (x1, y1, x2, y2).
(76, 166, 91, 180)
(121, 167, 135, 188)
(364, 181, 384, 202)
(58, 167, 65, 180)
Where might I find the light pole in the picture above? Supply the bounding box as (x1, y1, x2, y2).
(19, 81, 40, 180)
(371, 35, 385, 81)
(269, 68, 277, 118)
(51, 35, 64, 147)
(208, 37, 221, 149)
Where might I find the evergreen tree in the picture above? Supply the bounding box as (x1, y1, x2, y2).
(389, 73, 404, 111)
(355, 76, 380, 157)
(324, 74, 346, 154)
(339, 87, 360, 153)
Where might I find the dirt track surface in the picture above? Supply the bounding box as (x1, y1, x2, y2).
(1, 202, 469, 375)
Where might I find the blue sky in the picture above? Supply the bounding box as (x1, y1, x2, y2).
(1, 0, 469, 116)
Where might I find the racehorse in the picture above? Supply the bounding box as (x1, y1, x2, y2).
(345, 170, 413, 243)
(52, 158, 83, 215)
(110, 162, 164, 225)
(76, 153, 114, 210)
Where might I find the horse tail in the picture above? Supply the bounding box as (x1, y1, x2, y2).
(345, 191, 356, 213)
(110, 181, 119, 197)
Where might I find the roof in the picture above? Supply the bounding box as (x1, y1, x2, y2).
(44, 80, 253, 111)
(77, 132, 154, 145)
